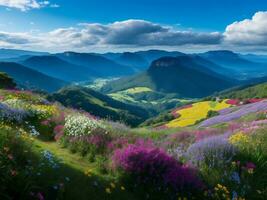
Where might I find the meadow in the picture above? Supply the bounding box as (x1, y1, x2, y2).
(0, 88, 266, 200)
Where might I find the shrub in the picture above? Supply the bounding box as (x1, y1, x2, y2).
(64, 113, 105, 137)
(113, 140, 203, 195)
(0, 102, 28, 123)
(185, 135, 236, 168)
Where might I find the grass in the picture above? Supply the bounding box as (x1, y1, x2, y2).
(32, 138, 137, 200)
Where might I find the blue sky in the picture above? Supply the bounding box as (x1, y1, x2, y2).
(0, 0, 267, 53)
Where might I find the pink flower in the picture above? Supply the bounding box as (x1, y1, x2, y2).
(54, 125, 64, 141)
(41, 120, 50, 126)
(246, 162, 256, 170)
(37, 192, 45, 200)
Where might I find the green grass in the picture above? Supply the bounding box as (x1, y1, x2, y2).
(32, 138, 137, 200)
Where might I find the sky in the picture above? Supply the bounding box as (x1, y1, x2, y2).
(0, 0, 267, 53)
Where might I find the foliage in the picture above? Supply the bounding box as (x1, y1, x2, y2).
(0, 72, 16, 89)
(113, 140, 203, 198)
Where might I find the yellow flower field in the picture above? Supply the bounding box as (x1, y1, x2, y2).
(166, 100, 231, 128)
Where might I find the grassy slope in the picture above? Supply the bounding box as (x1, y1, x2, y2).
(218, 82, 267, 99)
(33, 139, 137, 200)
(49, 86, 151, 127)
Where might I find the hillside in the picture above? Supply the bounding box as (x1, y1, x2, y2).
(218, 82, 267, 99)
(56, 52, 135, 77)
(48, 86, 151, 126)
(0, 72, 16, 89)
(103, 56, 237, 98)
(22, 55, 98, 82)
(1, 85, 266, 200)
(0, 62, 67, 92)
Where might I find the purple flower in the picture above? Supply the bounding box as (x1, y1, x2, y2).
(113, 140, 203, 191)
(200, 100, 267, 127)
(185, 134, 236, 167)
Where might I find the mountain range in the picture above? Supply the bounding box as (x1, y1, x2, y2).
(0, 48, 266, 96)
(0, 62, 67, 92)
(102, 55, 238, 98)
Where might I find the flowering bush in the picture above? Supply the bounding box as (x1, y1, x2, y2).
(113, 140, 203, 193)
(0, 102, 28, 123)
(30, 105, 58, 120)
(64, 113, 105, 137)
(229, 132, 250, 146)
(185, 135, 236, 168)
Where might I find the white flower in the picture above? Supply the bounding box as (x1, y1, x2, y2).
(64, 113, 105, 137)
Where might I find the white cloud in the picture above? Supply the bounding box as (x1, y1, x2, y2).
(2, 14, 267, 53)
(224, 11, 267, 46)
(0, 20, 223, 51)
(0, 0, 59, 11)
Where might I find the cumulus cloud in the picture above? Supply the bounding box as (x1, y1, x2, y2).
(224, 11, 267, 46)
(0, 31, 37, 44)
(0, 0, 58, 11)
(78, 20, 222, 46)
(40, 19, 222, 51)
(4, 16, 267, 52)
(0, 19, 223, 51)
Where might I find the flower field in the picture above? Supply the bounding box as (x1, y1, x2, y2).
(0, 88, 267, 200)
(167, 100, 231, 128)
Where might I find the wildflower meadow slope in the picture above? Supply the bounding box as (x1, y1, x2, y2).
(0, 87, 266, 200)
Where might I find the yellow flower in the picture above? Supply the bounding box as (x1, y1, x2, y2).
(120, 186, 125, 191)
(84, 169, 92, 177)
(105, 187, 111, 194)
(166, 100, 231, 128)
(229, 132, 249, 145)
(248, 168, 254, 174)
(110, 182, 116, 188)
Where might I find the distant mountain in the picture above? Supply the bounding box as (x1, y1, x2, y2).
(135, 50, 185, 63)
(199, 50, 267, 79)
(48, 86, 151, 126)
(22, 55, 98, 82)
(240, 54, 267, 64)
(56, 52, 135, 77)
(0, 62, 67, 92)
(102, 56, 237, 98)
(114, 52, 149, 71)
(0, 48, 48, 59)
(187, 54, 237, 77)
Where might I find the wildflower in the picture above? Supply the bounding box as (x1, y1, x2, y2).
(245, 162, 256, 174)
(3, 147, 9, 152)
(37, 192, 45, 200)
(231, 172, 241, 184)
(113, 140, 203, 191)
(84, 169, 92, 177)
(105, 187, 111, 194)
(7, 154, 14, 160)
(120, 186, 125, 191)
(110, 182, 116, 188)
(10, 170, 18, 176)
(229, 132, 249, 145)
